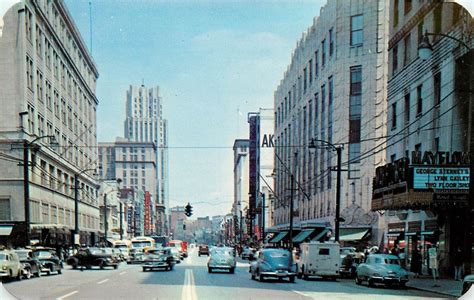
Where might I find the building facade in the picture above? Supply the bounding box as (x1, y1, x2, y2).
(169, 206, 186, 240)
(232, 139, 249, 244)
(98, 138, 158, 235)
(124, 85, 169, 235)
(273, 0, 388, 245)
(0, 0, 100, 246)
(373, 0, 473, 275)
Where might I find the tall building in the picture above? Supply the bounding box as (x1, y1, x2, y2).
(98, 138, 158, 235)
(232, 139, 249, 244)
(273, 0, 388, 245)
(124, 85, 169, 235)
(169, 206, 186, 240)
(373, 1, 473, 275)
(0, 0, 100, 246)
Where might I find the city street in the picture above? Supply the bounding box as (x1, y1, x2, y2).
(3, 248, 448, 300)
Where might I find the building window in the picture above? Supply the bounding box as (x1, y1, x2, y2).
(36, 26, 42, 58)
(434, 5, 442, 34)
(394, 0, 399, 27)
(350, 15, 363, 46)
(349, 66, 361, 179)
(308, 59, 313, 85)
(434, 71, 441, 106)
(314, 51, 319, 78)
(321, 39, 326, 67)
(0, 199, 10, 220)
(404, 93, 410, 123)
(36, 71, 43, 102)
(416, 85, 423, 116)
(417, 20, 424, 45)
(25, 8, 32, 42)
(329, 27, 334, 56)
(26, 56, 33, 90)
(392, 45, 398, 75)
(404, 0, 412, 15)
(403, 33, 411, 66)
(391, 102, 397, 129)
(303, 68, 307, 93)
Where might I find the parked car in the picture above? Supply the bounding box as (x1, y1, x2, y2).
(67, 248, 119, 270)
(0, 250, 23, 281)
(14, 249, 41, 279)
(462, 274, 474, 296)
(32, 247, 62, 275)
(250, 248, 296, 282)
(355, 254, 408, 288)
(142, 248, 175, 272)
(208, 247, 236, 274)
(297, 242, 340, 280)
(198, 245, 209, 256)
(241, 247, 255, 260)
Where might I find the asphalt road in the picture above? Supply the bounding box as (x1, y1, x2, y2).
(3, 248, 449, 300)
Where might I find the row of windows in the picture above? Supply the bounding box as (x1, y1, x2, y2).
(31, 200, 99, 229)
(25, 2, 96, 90)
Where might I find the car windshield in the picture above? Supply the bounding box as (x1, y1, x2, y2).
(132, 242, 152, 248)
(0, 253, 6, 260)
(90, 249, 105, 255)
(15, 251, 29, 259)
(384, 258, 400, 265)
(35, 251, 53, 259)
(212, 249, 232, 256)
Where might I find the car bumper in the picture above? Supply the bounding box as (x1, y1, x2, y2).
(0, 271, 11, 277)
(260, 271, 296, 277)
(143, 262, 170, 268)
(370, 276, 408, 284)
(208, 264, 235, 269)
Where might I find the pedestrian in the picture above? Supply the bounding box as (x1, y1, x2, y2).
(428, 245, 439, 281)
(453, 247, 464, 281)
(410, 247, 422, 278)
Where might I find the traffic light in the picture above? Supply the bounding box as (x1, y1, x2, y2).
(185, 203, 193, 217)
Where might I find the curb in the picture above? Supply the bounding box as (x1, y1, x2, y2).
(407, 284, 460, 298)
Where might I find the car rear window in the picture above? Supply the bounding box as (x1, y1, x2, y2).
(268, 252, 288, 258)
(319, 248, 330, 255)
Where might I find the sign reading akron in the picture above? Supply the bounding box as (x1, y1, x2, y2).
(413, 166, 470, 190)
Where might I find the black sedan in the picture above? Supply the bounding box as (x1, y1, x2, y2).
(14, 249, 41, 279)
(67, 248, 119, 270)
(142, 249, 175, 272)
(32, 247, 63, 275)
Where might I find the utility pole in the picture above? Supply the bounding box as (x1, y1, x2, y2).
(103, 193, 108, 242)
(289, 151, 297, 251)
(239, 210, 243, 249)
(74, 174, 79, 245)
(335, 146, 342, 242)
(119, 201, 123, 240)
(261, 193, 265, 244)
(23, 141, 30, 246)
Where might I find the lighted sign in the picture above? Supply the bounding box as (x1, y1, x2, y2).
(413, 166, 469, 190)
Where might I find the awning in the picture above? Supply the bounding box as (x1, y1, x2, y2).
(264, 233, 275, 243)
(292, 229, 314, 243)
(387, 232, 402, 237)
(269, 231, 288, 243)
(0, 225, 13, 236)
(339, 228, 370, 241)
(311, 228, 330, 241)
(405, 232, 418, 236)
(421, 231, 435, 235)
(31, 224, 68, 230)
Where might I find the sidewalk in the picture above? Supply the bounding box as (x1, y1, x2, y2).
(406, 275, 462, 298)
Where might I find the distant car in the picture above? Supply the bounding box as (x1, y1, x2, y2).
(250, 249, 296, 283)
(0, 250, 23, 281)
(14, 249, 41, 279)
(355, 254, 408, 288)
(340, 247, 356, 261)
(127, 249, 145, 264)
(67, 248, 118, 270)
(142, 248, 175, 272)
(32, 247, 62, 275)
(102, 248, 122, 263)
(241, 247, 255, 260)
(199, 245, 209, 256)
(208, 247, 236, 274)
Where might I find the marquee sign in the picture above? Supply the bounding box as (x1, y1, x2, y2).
(413, 166, 469, 190)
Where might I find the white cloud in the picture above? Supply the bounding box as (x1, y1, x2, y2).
(0, 0, 19, 18)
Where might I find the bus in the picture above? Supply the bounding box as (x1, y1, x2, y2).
(131, 236, 155, 251)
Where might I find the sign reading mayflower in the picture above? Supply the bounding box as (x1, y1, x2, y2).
(413, 166, 470, 190)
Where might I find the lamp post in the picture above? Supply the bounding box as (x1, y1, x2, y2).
(308, 138, 343, 242)
(21, 135, 58, 246)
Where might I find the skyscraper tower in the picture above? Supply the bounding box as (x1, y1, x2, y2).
(124, 85, 169, 235)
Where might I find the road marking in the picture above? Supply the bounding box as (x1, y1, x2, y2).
(292, 290, 313, 299)
(97, 279, 109, 285)
(119, 271, 127, 275)
(181, 269, 198, 300)
(56, 291, 78, 300)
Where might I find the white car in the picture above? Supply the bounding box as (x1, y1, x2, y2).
(208, 247, 236, 273)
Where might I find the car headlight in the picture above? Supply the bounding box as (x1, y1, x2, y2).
(2, 265, 6, 270)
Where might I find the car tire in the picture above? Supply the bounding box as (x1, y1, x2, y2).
(99, 261, 105, 270)
(17, 270, 22, 281)
(258, 270, 264, 282)
(114, 265, 118, 270)
(355, 274, 362, 285)
(289, 275, 295, 283)
(399, 282, 406, 289)
(368, 278, 375, 288)
(36, 270, 41, 278)
(57, 268, 62, 275)
(24, 268, 32, 280)
(208, 267, 212, 273)
(251, 272, 255, 280)
(229, 267, 235, 274)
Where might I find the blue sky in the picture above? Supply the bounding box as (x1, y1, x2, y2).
(63, 0, 326, 218)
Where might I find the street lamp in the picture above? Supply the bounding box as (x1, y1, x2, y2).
(418, 31, 471, 60)
(308, 138, 343, 242)
(21, 134, 58, 246)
